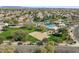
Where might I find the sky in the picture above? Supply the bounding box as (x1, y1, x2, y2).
(0, 0, 79, 7)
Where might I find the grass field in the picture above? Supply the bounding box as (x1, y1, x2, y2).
(0, 27, 38, 43)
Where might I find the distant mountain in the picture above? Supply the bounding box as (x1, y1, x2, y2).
(0, 6, 79, 9)
(0, 6, 25, 9)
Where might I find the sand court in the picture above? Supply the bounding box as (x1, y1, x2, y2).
(29, 31, 49, 41)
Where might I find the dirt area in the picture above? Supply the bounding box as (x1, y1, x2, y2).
(29, 31, 49, 41)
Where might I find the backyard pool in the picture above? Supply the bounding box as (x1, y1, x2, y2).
(46, 24, 58, 30)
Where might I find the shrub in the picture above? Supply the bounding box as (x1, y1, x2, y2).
(12, 30, 28, 42)
(0, 36, 5, 44)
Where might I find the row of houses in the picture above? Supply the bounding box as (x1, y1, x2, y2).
(0, 19, 8, 31)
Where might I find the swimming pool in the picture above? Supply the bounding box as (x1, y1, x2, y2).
(46, 24, 58, 30)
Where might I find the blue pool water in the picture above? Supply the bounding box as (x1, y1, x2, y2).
(46, 24, 57, 29)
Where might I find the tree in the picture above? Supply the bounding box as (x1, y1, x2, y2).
(40, 41, 55, 53)
(12, 19, 19, 25)
(4, 19, 19, 25)
(36, 41, 43, 46)
(25, 24, 35, 30)
(0, 36, 5, 44)
(35, 25, 46, 32)
(2, 26, 9, 31)
(42, 38, 48, 44)
(40, 26, 46, 32)
(12, 30, 28, 42)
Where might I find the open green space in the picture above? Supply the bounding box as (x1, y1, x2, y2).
(0, 27, 38, 43)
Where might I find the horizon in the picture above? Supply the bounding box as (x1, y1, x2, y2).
(0, 6, 79, 8)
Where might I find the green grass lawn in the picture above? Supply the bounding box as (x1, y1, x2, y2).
(26, 35, 39, 43)
(49, 35, 62, 43)
(49, 28, 68, 43)
(0, 27, 38, 43)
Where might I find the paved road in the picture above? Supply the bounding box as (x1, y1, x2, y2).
(15, 45, 79, 53)
(72, 25, 79, 42)
(55, 46, 79, 53)
(68, 25, 79, 42)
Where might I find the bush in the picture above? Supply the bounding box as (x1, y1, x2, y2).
(2, 26, 9, 31)
(0, 36, 5, 44)
(42, 38, 48, 43)
(34, 49, 41, 53)
(12, 30, 28, 42)
(36, 41, 43, 45)
(40, 41, 55, 53)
